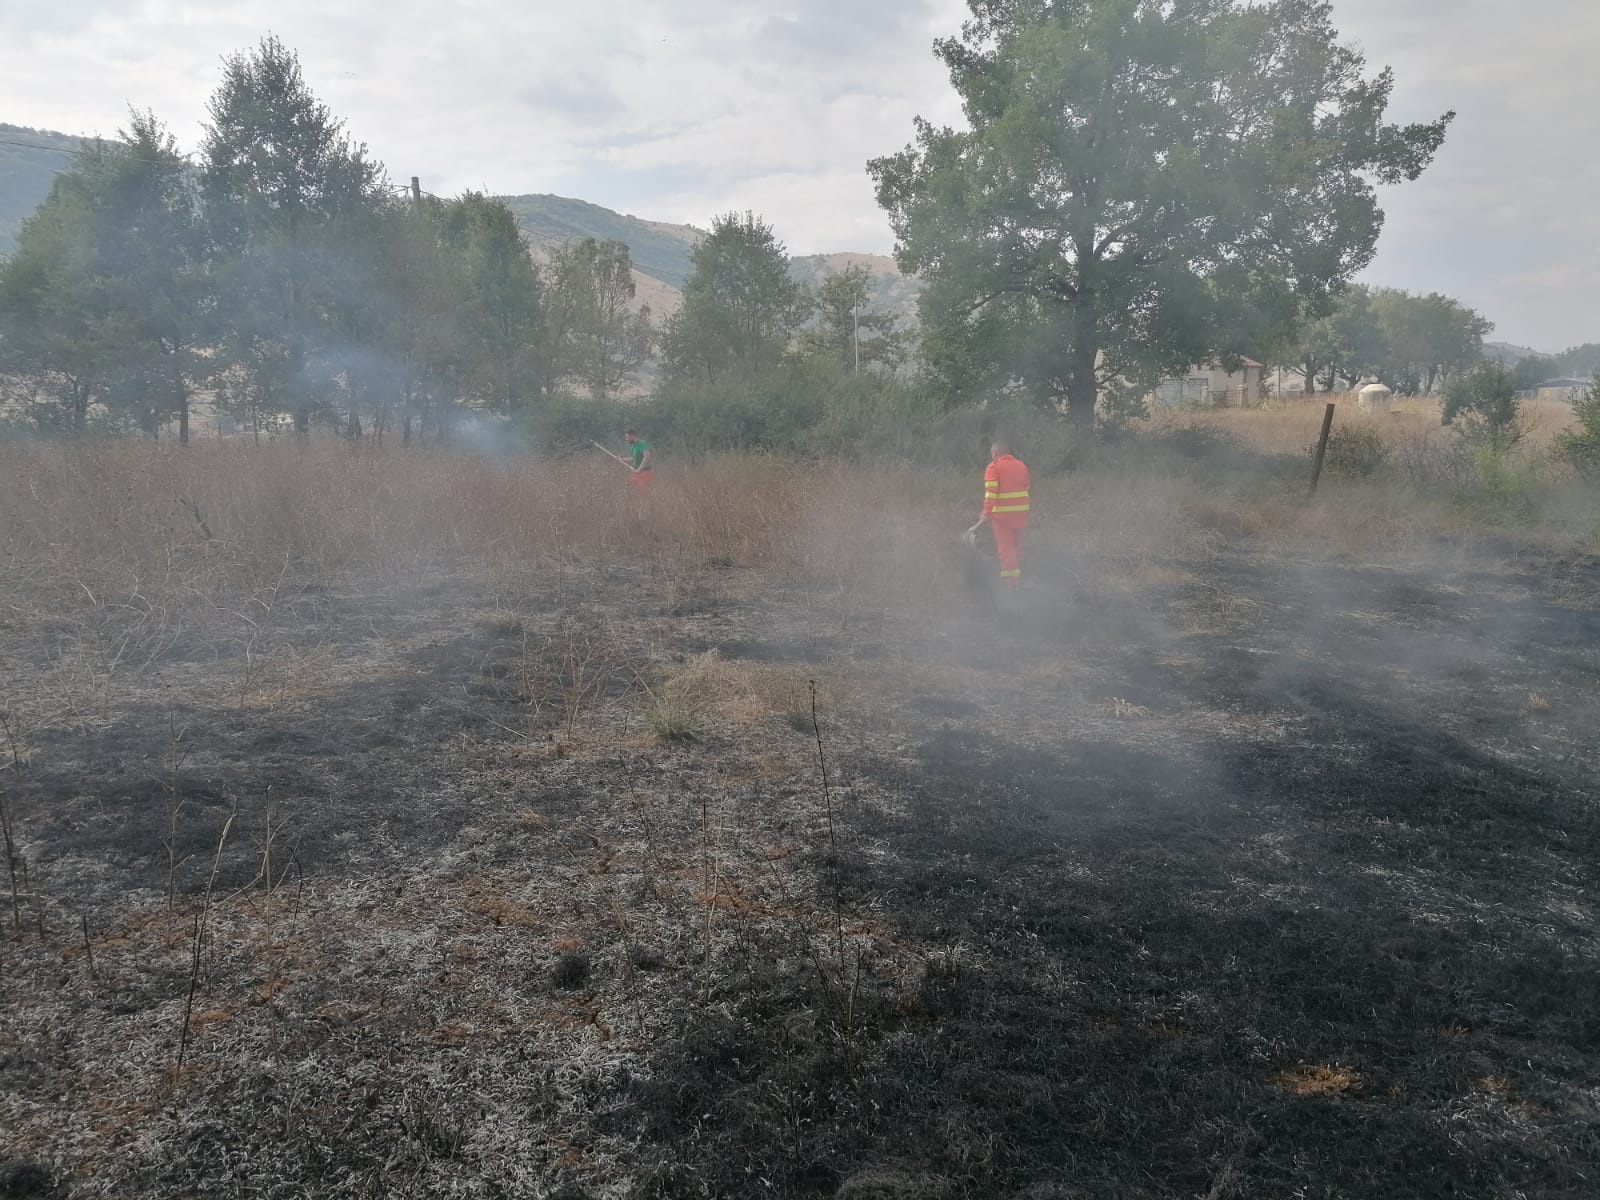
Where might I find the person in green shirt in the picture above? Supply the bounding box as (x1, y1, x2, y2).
(624, 426, 654, 496)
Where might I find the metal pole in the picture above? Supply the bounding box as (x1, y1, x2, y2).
(853, 310, 860, 373)
(1308, 403, 1336, 495)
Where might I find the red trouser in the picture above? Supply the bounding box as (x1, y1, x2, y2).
(991, 523, 1023, 585)
(628, 469, 655, 495)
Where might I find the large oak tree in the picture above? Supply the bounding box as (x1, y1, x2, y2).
(870, 0, 1453, 427)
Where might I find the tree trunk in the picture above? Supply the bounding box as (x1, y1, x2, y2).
(175, 368, 189, 446)
(1304, 360, 1318, 396)
(345, 377, 362, 440)
(71, 380, 89, 435)
(1066, 301, 1098, 431)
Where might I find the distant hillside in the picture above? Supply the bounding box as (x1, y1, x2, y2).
(791, 252, 920, 324)
(503, 198, 922, 326)
(0, 124, 84, 255)
(1485, 341, 1542, 364)
(1486, 340, 1600, 379)
(1552, 344, 1600, 378)
(498, 193, 702, 289)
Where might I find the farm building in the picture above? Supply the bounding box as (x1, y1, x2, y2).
(1528, 377, 1589, 404)
(1150, 359, 1265, 408)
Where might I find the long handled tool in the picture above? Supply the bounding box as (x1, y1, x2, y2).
(590, 440, 634, 470)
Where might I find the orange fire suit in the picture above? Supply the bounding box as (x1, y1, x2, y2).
(982, 453, 1031, 586)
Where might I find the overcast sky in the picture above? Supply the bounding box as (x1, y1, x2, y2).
(2, 0, 1596, 349)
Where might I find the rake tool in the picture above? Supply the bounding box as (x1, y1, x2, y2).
(590, 440, 635, 470)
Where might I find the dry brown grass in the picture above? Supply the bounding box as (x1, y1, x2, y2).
(1146, 394, 1579, 458)
(652, 651, 826, 731)
(1274, 1063, 1364, 1097)
(0, 430, 1593, 714)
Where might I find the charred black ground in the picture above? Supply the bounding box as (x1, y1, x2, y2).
(2, 536, 1597, 1199)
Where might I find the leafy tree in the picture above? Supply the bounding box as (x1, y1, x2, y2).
(800, 265, 905, 372)
(661, 212, 808, 382)
(1282, 284, 1388, 395)
(439, 193, 548, 410)
(1554, 372, 1600, 475)
(317, 194, 456, 441)
(201, 35, 385, 440)
(86, 113, 209, 440)
(1442, 361, 1521, 447)
(870, 0, 1453, 427)
(1509, 353, 1559, 393)
(0, 169, 102, 433)
(1369, 288, 1491, 394)
(0, 113, 206, 438)
(545, 238, 653, 401)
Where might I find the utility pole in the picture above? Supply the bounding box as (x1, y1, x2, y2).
(410, 176, 422, 210)
(853, 308, 861, 374)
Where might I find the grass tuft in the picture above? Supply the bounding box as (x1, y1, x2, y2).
(645, 702, 701, 743)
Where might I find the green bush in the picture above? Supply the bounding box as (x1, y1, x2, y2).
(1555, 374, 1600, 476)
(525, 391, 627, 454)
(1320, 424, 1390, 478)
(1442, 362, 1523, 449)
(649, 364, 826, 453)
(650, 361, 968, 461)
(1460, 443, 1548, 523)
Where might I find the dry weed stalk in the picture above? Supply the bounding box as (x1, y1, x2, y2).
(807, 679, 868, 1075)
(176, 807, 235, 1085)
(810, 680, 845, 973)
(0, 776, 19, 935)
(162, 716, 194, 920)
(698, 791, 719, 992)
(79, 912, 98, 983)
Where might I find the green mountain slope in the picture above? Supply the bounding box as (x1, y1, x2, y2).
(497, 193, 701, 289)
(0, 124, 85, 256)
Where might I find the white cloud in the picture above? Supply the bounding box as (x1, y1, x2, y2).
(1, 0, 1596, 347)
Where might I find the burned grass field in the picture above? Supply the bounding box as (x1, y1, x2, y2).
(2, 444, 1598, 1198)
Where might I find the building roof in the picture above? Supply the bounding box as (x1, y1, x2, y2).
(1241, 358, 1265, 369)
(1535, 378, 1589, 389)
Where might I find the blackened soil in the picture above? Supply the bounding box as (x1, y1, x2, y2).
(4, 548, 1598, 1199)
(623, 558, 1600, 1199)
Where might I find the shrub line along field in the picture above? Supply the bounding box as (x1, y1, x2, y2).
(1, 423, 1597, 1198)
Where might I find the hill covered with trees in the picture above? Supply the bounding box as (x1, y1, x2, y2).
(497, 193, 701, 289)
(0, 124, 90, 255)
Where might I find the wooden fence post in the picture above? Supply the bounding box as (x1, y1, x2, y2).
(1308, 402, 1336, 495)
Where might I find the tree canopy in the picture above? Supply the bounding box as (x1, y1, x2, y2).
(0, 37, 663, 443)
(799, 265, 906, 373)
(661, 212, 809, 383)
(1274, 284, 1491, 395)
(0, 112, 205, 437)
(871, 0, 1454, 425)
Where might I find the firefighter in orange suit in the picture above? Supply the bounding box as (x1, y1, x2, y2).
(966, 440, 1031, 586)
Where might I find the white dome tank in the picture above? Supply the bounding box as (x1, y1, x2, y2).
(1358, 382, 1394, 414)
